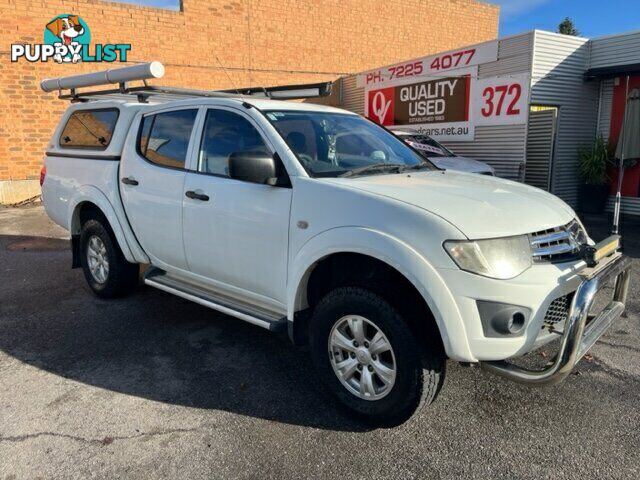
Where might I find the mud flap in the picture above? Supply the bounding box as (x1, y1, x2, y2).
(71, 234, 81, 268)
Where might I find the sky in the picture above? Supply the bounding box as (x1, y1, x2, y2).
(115, 0, 639, 39)
(490, 0, 640, 38)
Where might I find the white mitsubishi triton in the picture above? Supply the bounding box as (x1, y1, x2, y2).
(40, 63, 632, 424)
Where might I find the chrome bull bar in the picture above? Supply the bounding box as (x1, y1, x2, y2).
(482, 251, 632, 385)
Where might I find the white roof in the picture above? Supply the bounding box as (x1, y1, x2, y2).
(240, 97, 351, 113)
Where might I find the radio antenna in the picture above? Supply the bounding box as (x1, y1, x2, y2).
(246, 0, 252, 88)
(214, 55, 241, 95)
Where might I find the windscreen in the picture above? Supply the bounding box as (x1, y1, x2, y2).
(265, 111, 433, 177)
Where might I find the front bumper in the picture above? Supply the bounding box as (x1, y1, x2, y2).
(481, 250, 632, 385)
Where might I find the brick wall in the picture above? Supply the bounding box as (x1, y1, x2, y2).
(0, 0, 498, 193)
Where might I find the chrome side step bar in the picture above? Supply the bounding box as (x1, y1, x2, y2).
(482, 251, 632, 385)
(144, 268, 287, 332)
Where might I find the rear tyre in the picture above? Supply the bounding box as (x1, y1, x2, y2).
(79, 219, 139, 298)
(309, 287, 445, 426)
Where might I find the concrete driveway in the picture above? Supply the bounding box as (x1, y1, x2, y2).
(0, 205, 638, 479)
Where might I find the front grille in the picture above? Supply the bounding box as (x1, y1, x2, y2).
(543, 293, 573, 328)
(529, 220, 588, 262)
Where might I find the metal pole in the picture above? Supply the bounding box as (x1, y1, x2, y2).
(40, 62, 165, 92)
(612, 75, 630, 235)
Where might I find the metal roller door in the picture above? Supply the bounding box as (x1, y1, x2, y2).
(525, 106, 558, 191)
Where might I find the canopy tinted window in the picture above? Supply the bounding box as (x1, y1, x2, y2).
(59, 109, 119, 149)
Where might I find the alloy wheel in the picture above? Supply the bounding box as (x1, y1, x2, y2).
(87, 235, 109, 284)
(328, 315, 397, 400)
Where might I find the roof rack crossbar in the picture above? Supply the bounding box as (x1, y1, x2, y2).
(58, 84, 236, 103)
(218, 81, 332, 99)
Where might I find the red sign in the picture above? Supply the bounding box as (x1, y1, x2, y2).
(367, 87, 395, 125)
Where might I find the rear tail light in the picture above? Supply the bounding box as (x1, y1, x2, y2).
(40, 165, 47, 187)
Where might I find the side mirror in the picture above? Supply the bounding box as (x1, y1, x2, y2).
(228, 151, 279, 185)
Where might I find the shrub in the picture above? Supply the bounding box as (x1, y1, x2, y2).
(578, 136, 612, 185)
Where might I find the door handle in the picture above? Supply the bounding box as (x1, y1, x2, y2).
(185, 190, 210, 201)
(121, 177, 139, 186)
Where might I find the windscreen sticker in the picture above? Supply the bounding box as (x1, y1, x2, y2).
(406, 141, 444, 156)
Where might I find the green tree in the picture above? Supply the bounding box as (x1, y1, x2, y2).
(558, 17, 580, 36)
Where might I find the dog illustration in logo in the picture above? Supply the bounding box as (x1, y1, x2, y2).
(46, 15, 84, 63)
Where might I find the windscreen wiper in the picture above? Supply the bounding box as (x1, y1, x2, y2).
(339, 163, 406, 178)
(403, 162, 434, 171)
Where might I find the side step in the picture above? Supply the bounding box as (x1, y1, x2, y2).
(144, 268, 287, 332)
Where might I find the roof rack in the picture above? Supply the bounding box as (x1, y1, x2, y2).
(40, 61, 332, 103)
(218, 82, 333, 99)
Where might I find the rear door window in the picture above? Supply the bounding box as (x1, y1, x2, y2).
(59, 109, 119, 149)
(138, 109, 198, 169)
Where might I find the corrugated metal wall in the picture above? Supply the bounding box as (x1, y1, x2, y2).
(339, 75, 364, 115)
(589, 31, 640, 71)
(478, 32, 533, 77)
(436, 33, 534, 180)
(530, 31, 600, 207)
(606, 196, 640, 216)
(445, 125, 528, 179)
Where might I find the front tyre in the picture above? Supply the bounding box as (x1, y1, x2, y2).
(79, 219, 139, 298)
(310, 287, 444, 425)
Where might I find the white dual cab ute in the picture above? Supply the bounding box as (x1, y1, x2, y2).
(41, 63, 631, 424)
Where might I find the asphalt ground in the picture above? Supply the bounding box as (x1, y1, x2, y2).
(0, 205, 638, 479)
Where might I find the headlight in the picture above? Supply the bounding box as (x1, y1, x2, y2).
(444, 235, 532, 279)
(571, 217, 592, 246)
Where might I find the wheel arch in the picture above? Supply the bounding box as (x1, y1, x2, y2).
(288, 227, 473, 360)
(67, 186, 145, 264)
